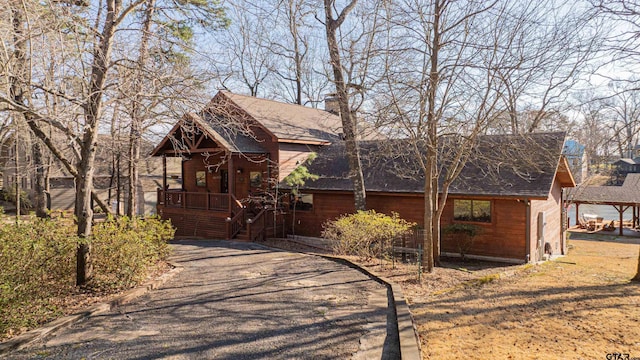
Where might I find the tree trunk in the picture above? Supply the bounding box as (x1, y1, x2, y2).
(127, 120, 140, 217)
(323, 0, 366, 211)
(14, 128, 20, 220)
(432, 174, 441, 266)
(289, 0, 303, 105)
(10, 4, 26, 220)
(633, 247, 640, 282)
(127, 0, 155, 217)
(423, 172, 435, 272)
(116, 153, 121, 216)
(422, 0, 442, 272)
(76, 0, 120, 286)
(32, 138, 48, 218)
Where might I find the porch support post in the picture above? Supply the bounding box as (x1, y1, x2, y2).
(620, 205, 624, 236)
(162, 154, 167, 190)
(615, 205, 629, 236)
(228, 152, 235, 213)
(575, 203, 579, 226)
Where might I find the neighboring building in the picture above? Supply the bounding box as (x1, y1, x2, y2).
(612, 157, 640, 182)
(612, 144, 640, 183)
(153, 91, 576, 263)
(0, 131, 178, 215)
(563, 139, 587, 184)
(568, 173, 640, 236)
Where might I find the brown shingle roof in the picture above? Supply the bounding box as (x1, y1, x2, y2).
(292, 132, 570, 198)
(220, 91, 342, 144)
(569, 173, 640, 205)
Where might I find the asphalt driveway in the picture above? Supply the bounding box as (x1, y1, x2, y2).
(7, 240, 394, 359)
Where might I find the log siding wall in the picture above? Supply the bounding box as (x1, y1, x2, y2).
(288, 191, 553, 262)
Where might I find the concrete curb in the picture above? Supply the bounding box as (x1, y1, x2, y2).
(0, 263, 183, 356)
(314, 254, 422, 360)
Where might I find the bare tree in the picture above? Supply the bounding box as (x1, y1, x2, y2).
(495, 1, 602, 134)
(5, 1, 49, 219)
(573, 92, 612, 172)
(591, 1, 640, 88)
(210, 1, 273, 97)
(323, 0, 387, 211)
(0, 0, 226, 285)
(602, 82, 640, 158)
(374, 0, 598, 270)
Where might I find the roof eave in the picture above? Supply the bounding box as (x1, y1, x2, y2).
(278, 138, 331, 145)
(150, 119, 186, 156)
(556, 156, 576, 188)
(150, 113, 235, 156)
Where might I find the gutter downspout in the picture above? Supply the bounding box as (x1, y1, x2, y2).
(525, 198, 531, 263)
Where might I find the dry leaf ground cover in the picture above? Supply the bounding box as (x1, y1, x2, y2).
(266, 233, 640, 359)
(405, 233, 640, 360)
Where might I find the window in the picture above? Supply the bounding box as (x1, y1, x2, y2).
(291, 193, 313, 211)
(195, 171, 206, 187)
(453, 199, 491, 223)
(250, 171, 262, 187)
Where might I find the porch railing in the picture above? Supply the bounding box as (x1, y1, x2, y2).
(157, 190, 252, 240)
(226, 207, 245, 239)
(246, 208, 267, 242)
(158, 190, 231, 212)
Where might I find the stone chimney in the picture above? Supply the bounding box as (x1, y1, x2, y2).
(324, 94, 340, 115)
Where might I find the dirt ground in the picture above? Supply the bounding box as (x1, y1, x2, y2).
(265, 234, 640, 360)
(363, 235, 640, 359)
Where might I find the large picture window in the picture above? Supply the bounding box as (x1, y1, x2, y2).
(453, 199, 491, 223)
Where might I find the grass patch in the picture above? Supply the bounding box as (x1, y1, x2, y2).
(467, 273, 500, 286)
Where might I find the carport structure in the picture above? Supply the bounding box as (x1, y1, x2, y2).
(568, 174, 640, 236)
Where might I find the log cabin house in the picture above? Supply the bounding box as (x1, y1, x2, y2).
(152, 91, 576, 263)
(151, 91, 346, 241)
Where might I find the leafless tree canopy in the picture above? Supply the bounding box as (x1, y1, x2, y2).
(4, 0, 640, 276)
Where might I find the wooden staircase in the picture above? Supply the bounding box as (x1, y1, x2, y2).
(234, 228, 251, 241)
(233, 208, 267, 242)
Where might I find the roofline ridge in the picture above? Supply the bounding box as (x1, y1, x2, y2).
(220, 90, 337, 115)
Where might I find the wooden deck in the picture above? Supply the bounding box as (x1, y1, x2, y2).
(568, 224, 640, 238)
(157, 190, 282, 241)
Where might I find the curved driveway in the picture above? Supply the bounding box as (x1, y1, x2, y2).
(9, 240, 394, 359)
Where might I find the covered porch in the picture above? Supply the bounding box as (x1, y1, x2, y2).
(150, 113, 280, 241)
(568, 174, 640, 236)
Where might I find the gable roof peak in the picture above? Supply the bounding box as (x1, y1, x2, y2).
(211, 90, 343, 144)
